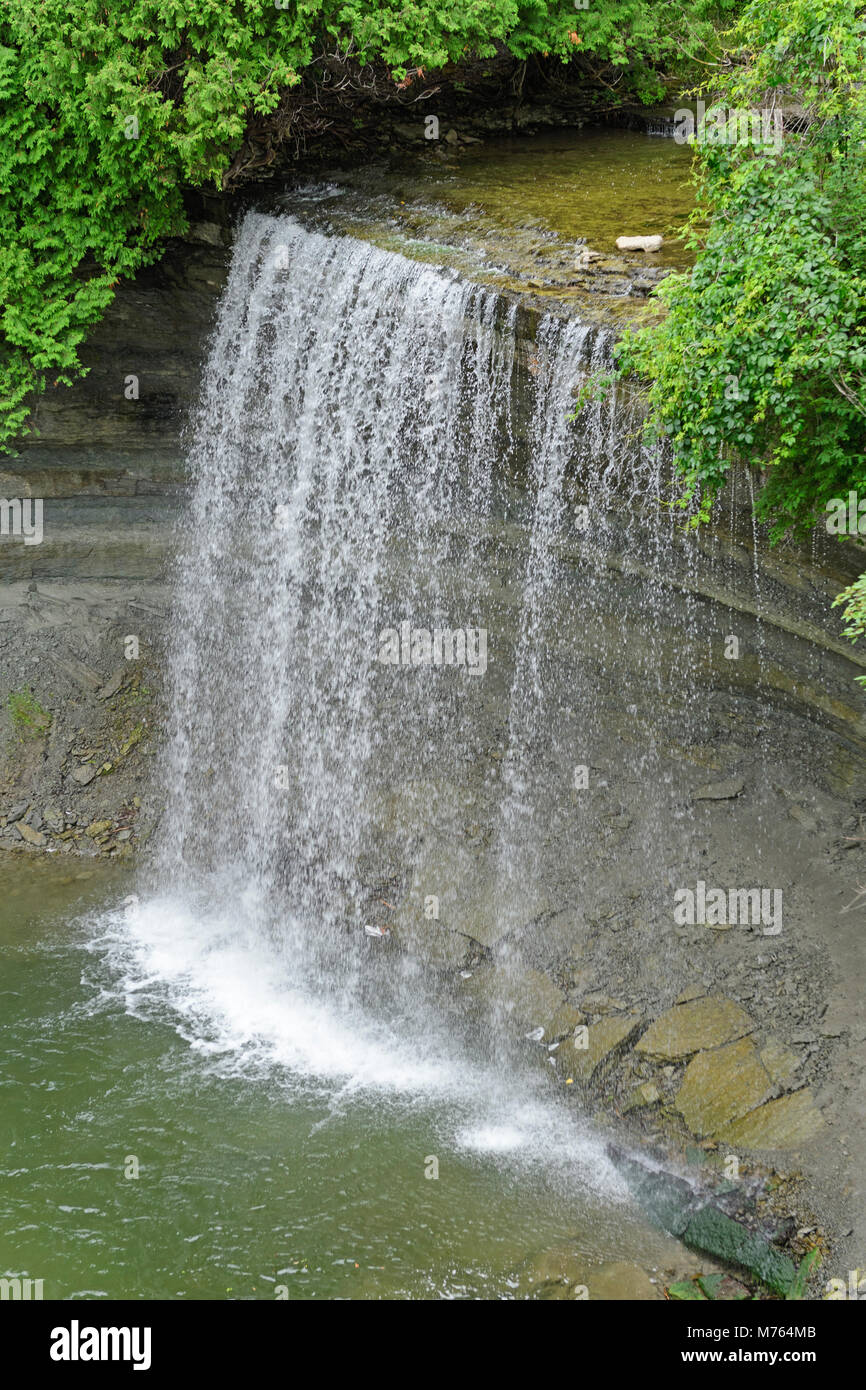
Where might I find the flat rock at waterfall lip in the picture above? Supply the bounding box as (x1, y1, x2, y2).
(694, 777, 745, 800)
(713, 1088, 825, 1150)
(675, 1038, 772, 1138)
(635, 997, 755, 1060)
(565, 1013, 642, 1082)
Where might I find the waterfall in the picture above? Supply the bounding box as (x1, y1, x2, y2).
(156, 214, 518, 935)
(144, 210, 711, 1003)
(109, 206, 790, 1196)
(153, 213, 645, 955)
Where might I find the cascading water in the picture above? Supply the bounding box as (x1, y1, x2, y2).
(106, 211, 658, 1201)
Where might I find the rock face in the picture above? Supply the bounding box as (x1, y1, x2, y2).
(459, 964, 563, 1033)
(635, 998, 755, 1060)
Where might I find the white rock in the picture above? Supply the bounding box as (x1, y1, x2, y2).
(616, 235, 664, 252)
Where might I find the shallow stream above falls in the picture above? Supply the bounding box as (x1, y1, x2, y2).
(1, 128, 864, 1300)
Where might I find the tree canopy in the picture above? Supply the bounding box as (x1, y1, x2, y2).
(0, 0, 736, 447)
(617, 0, 866, 541)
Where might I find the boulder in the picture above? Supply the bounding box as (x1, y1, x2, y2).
(623, 1080, 662, 1112)
(760, 1039, 802, 1087)
(682, 1207, 796, 1296)
(460, 964, 563, 1034)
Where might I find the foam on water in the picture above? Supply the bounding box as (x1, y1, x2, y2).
(85, 891, 627, 1198)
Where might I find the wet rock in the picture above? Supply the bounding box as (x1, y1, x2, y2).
(694, 777, 745, 800)
(609, 1148, 797, 1295)
(789, 804, 819, 832)
(581, 991, 627, 1013)
(606, 1146, 697, 1236)
(715, 1088, 824, 1149)
(515, 1246, 588, 1298)
(15, 821, 45, 845)
(587, 1262, 661, 1300)
(676, 985, 706, 1004)
(760, 1039, 802, 1087)
(636, 997, 755, 1060)
(623, 1080, 661, 1112)
(675, 1038, 772, 1137)
(85, 819, 112, 838)
(392, 122, 426, 144)
(683, 1207, 796, 1296)
(548, 1003, 584, 1039)
(188, 221, 227, 246)
(389, 912, 472, 970)
(460, 964, 563, 1032)
(566, 1013, 642, 1082)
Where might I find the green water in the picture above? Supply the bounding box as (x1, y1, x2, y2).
(288, 127, 695, 318)
(0, 859, 691, 1300)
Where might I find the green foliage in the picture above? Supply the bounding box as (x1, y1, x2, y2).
(616, 0, 866, 537)
(0, 1, 735, 447)
(786, 1248, 822, 1300)
(832, 571, 866, 682)
(6, 688, 51, 738)
(567, 0, 739, 102)
(667, 1277, 709, 1298)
